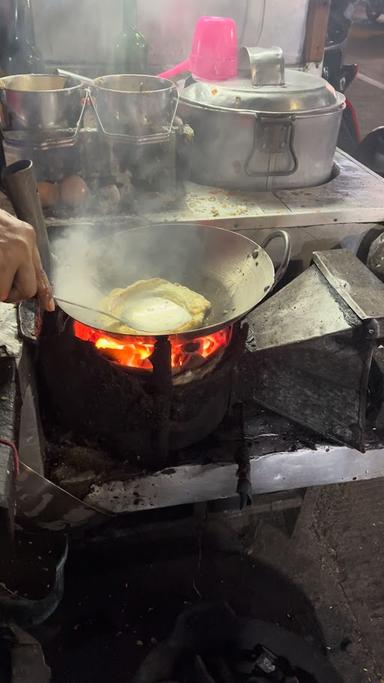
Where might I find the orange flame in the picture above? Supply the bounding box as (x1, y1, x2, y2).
(73, 321, 232, 372)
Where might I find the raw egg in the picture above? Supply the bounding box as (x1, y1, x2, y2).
(60, 175, 89, 208)
(37, 181, 60, 208)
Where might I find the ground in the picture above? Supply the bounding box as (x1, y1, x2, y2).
(31, 482, 384, 681)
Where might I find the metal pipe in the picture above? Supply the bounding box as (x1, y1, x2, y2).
(56, 68, 94, 86)
(2, 159, 51, 275)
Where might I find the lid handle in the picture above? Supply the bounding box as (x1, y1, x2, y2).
(240, 46, 285, 87)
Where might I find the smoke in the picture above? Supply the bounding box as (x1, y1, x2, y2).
(50, 221, 244, 330)
(22, 2, 280, 331)
(32, 0, 123, 71)
(32, 0, 302, 76)
(51, 224, 105, 325)
(52, 221, 206, 295)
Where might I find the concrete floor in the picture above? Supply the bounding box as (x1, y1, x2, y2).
(346, 5, 384, 136)
(33, 484, 384, 682)
(250, 484, 384, 683)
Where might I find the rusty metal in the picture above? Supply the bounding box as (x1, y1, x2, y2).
(246, 250, 384, 450)
(150, 337, 173, 466)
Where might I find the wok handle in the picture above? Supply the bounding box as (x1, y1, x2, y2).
(261, 230, 291, 287)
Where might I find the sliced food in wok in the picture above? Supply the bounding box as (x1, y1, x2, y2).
(98, 278, 212, 335)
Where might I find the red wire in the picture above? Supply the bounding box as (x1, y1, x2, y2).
(0, 438, 20, 477)
(346, 97, 362, 144)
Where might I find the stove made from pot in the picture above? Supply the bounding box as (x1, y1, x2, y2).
(11, 246, 384, 529)
(38, 310, 246, 468)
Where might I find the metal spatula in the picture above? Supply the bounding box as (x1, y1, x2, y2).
(55, 297, 138, 329)
(56, 296, 192, 335)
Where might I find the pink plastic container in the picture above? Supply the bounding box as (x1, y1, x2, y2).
(159, 16, 238, 81)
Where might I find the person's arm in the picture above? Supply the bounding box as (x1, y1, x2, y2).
(0, 209, 54, 311)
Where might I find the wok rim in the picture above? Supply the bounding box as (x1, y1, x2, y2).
(56, 223, 276, 339)
(92, 74, 176, 95)
(0, 73, 84, 94)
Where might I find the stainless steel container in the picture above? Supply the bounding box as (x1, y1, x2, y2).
(178, 47, 346, 191)
(0, 74, 84, 134)
(90, 74, 178, 143)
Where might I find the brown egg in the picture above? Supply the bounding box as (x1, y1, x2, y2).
(37, 181, 60, 208)
(60, 175, 89, 208)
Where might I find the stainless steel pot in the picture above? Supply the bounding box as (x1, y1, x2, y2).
(178, 47, 346, 191)
(0, 74, 84, 133)
(90, 74, 179, 143)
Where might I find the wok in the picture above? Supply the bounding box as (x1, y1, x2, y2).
(53, 223, 290, 339)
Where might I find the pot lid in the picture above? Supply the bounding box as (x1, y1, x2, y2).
(180, 46, 340, 114)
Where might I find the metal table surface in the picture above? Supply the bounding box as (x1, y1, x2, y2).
(4, 149, 379, 233)
(138, 150, 384, 230)
(29, 149, 384, 274)
(83, 438, 384, 514)
(0, 154, 384, 520)
(0, 297, 379, 522)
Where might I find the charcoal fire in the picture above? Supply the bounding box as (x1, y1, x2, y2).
(73, 320, 232, 374)
(38, 311, 247, 470)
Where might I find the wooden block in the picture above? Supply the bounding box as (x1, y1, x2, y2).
(303, 0, 331, 64)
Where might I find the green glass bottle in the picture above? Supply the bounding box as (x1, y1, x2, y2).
(4, 0, 45, 74)
(112, 0, 147, 74)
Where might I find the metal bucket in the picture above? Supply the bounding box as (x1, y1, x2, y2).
(90, 74, 179, 143)
(0, 74, 85, 134)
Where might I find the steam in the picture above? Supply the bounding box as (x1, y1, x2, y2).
(52, 225, 104, 326)
(31, 1, 304, 73)
(52, 221, 207, 295)
(50, 222, 238, 330)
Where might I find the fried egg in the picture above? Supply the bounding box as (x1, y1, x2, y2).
(99, 278, 211, 334)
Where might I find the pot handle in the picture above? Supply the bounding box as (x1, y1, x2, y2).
(261, 230, 291, 286)
(245, 116, 298, 178)
(240, 46, 285, 87)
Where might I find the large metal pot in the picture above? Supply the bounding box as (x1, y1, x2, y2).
(178, 47, 346, 191)
(0, 74, 84, 133)
(90, 74, 179, 142)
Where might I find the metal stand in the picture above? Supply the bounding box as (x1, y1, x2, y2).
(246, 249, 384, 450)
(150, 337, 173, 466)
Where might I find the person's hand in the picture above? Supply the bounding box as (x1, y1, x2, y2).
(0, 209, 54, 311)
